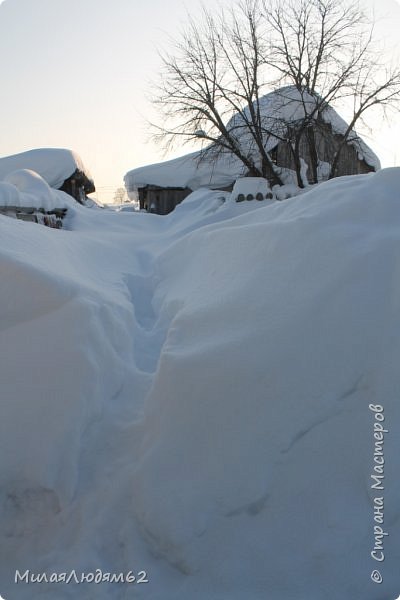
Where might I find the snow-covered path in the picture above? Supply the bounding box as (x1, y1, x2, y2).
(1, 172, 400, 599)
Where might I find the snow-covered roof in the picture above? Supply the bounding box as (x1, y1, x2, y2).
(125, 86, 380, 191)
(0, 148, 94, 191)
(125, 150, 246, 191)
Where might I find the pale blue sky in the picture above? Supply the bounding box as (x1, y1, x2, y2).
(0, 0, 399, 203)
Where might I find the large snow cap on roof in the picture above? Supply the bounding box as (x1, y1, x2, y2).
(0, 148, 94, 191)
(124, 150, 246, 191)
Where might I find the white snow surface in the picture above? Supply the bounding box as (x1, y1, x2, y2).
(0, 169, 74, 210)
(0, 148, 94, 190)
(1, 169, 400, 600)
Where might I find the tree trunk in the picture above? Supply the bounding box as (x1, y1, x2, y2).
(306, 127, 318, 184)
(261, 156, 283, 187)
(293, 138, 304, 188)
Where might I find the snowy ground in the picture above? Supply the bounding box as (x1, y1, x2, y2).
(0, 169, 400, 599)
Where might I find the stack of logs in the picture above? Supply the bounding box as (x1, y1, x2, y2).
(236, 192, 275, 202)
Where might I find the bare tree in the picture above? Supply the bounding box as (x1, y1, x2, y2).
(264, 0, 400, 181)
(152, 0, 284, 186)
(152, 0, 400, 188)
(113, 187, 128, 204)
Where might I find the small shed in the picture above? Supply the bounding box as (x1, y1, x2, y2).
(0, 149, 96, 229)
(125, 152, 246, 215)
(0, 148, 95, 204)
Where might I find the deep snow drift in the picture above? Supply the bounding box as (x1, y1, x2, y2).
(0, 169, 400, 600)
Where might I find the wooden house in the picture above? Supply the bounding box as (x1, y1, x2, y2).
(125, 87, 379, 215)
(0, 148, 95, 204)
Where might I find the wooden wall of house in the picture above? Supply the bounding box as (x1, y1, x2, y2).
(59, 169, 95, 204)
(139, 186, 192, 215)
(314, 126, 373, 176)
(274, 123, 374, 184)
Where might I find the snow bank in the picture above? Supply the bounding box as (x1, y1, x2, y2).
(131, 169, 400, 600)
(0, 169, 73, 210)
(0, 169, 400, 600)
(231, 176, 272, 200)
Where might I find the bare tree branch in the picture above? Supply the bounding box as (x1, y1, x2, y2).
(150, 0, 400, 188)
